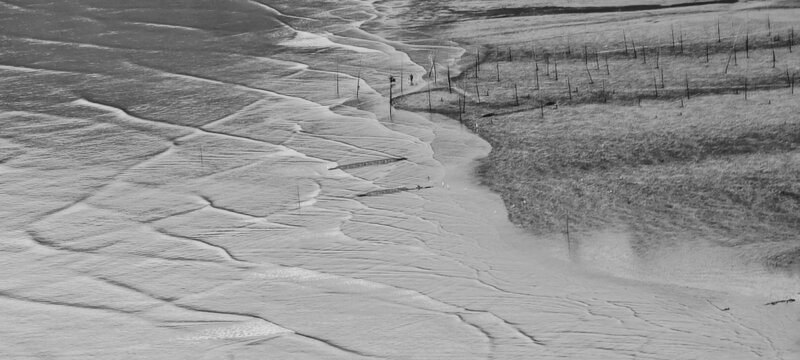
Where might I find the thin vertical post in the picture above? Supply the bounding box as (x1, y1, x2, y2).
(744, 76, 748, 100)
(685, 73, 690, 99)
(567, 76, 572, 100)
(545, 54, 550, 76)
(654, 74, 658, 97)
(400, 65, 404, 95)
(554, 60, 558, 81)
(772, 49, 776, 68)
(447, 64, 452, 93)
(671, 25, 676, 52)
(540, 99, 544, 118)
(356, 67, 361, 100)
(656, 46, 660, 68)
(427, 81, 432, 112)
(583, 44, 588, 66)
(746, 33, 749, 58)
(642, 45, 647, 64)
(767, 16, 771, 39)
(602, 80, 607, 103)
(566, 213, 571, 257)
(475, 79, 481, 104)
(623, 30, 628, 55)
(567, 36, 572, 55)
(514, 83, 519, 106)
(595, 52, 600, 70)
(432, 57, 437, 83)
(475, 49, 480, 77)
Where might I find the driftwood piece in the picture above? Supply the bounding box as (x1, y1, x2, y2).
(329, 157, 407, 171)
(356, 185, 433, 198)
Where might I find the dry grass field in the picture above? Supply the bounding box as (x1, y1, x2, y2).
(392, 0, 800, 271)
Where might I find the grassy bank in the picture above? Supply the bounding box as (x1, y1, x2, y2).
(391, 0, 800, 270)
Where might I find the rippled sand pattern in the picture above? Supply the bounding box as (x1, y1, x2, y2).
(0, 0, 798, 359)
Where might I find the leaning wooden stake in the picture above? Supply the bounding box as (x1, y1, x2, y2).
(585, 62, 593, 84)
(717, 19, 722, 43)
(200, 145, 204, 168)
(605, 54, 610, 75)
(514, 83, 519, 106)
(660, 67, 665, 88)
